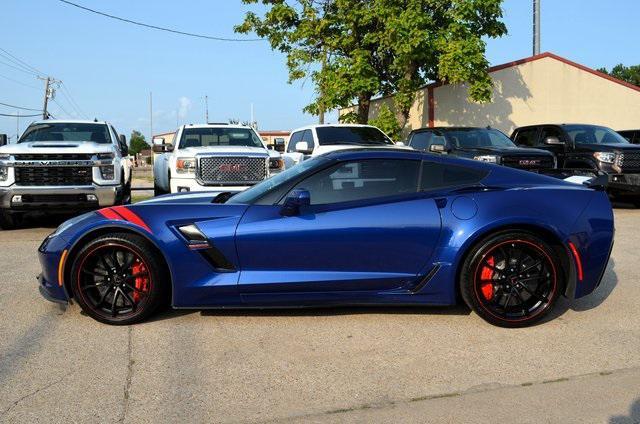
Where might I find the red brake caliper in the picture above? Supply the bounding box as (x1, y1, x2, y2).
(480, 256, 495, 300)
(131, 260, 149, 303)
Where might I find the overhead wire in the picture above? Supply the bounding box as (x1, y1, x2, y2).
(0, 101, 42, 112)
(58, 0, 264, 42)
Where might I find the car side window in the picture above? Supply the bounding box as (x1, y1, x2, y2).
(290, 159, 420, 205)
(409, 131, 434, 151)
(513, 128, 538, 147)
(287, 131, 302, 153)
(301, 130, 314, 151)
(421, 161, 488, 191)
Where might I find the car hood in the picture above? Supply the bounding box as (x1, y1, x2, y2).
(457, 146, 554, 156)
(179, 146, 270, 157)
(573, 143, 640, 153)
(0, 141, 114, 155)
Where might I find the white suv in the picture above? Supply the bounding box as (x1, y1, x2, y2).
(153, 124, 283, 195)
(282, 124, 398, 168)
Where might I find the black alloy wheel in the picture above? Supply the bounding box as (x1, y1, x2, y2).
(460, 232, 563, 327)
(70, 232, 168, 325)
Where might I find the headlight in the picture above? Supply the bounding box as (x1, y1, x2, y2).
(97, 153, 114, 160)
(269, 158, 284, 170)
(473, 155, 498, 163)
(100, 165, 115, 180)
(593, 152, 616, 164)
(176, 157, 196, 174)
(0, 166, 7, 181)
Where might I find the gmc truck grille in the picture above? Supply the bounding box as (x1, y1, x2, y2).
(14, 154, 93, 161)
(616, 152, 640, 172)
(198, 157, 268, 185)
(501, 156, 555, 170)
(15, 167, 93, 186)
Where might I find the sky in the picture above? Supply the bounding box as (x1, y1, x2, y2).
(1, 0, 639, 142)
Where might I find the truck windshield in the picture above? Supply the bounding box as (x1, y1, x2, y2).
(564, 125, 629, 145)
(316, 126, 394, 146)
(19, 123, 111, 144)
(443, 129, 516, 149)
(179, 127, 263, 149)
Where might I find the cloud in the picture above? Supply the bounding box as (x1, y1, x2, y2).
(178, 96, 192, 119)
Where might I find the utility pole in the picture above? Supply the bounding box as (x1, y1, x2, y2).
(533, 0, 541, 55)
(319, 47, 327, 124)
(149, 92, 153, 143)
(39, 76, 60, 119)
(16, 110, 19, 140)
(205, 95, 209, 123)
(250, 103, 254, 128)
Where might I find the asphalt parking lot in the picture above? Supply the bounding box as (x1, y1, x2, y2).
(1, 207, 639, 423)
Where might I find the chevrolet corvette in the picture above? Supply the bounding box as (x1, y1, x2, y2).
(37, 148, 614, 327)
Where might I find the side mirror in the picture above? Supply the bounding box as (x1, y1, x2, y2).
(280, 188, 311, 216)
(429, 143, 447, 153)
(0, 134, 7, 147)
(295, 141, 312, 154)
(274, 139, 285, 153)
(395, 141, 405, 146)
(544, 136, 564, 145)
(118, 134, 129, 155)
(152, 137, 174, 153)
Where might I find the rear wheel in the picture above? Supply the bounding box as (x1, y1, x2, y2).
(460, 232, 563, 328)
(70, 232, 169, 325)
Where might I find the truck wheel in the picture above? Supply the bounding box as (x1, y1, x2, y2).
(154, 181, 168, 197)
(0, 212, 20, 230)
(122, 180, 132, 205)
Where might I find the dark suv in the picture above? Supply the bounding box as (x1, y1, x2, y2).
(512, 124, 640, 204)
(618, 129, 640, 144)
(406, 127, 555, 173)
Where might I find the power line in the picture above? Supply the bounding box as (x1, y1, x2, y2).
(0, 101, 42, 112)
(0, 112, 41, 117)
(0, 47, 45, 76)
(60, 83, 89, 119)
(58, 0, 264, 42)
(0, 73, 40, 90)
(0, 57, 40, 77)
(52, 98, 72, 118)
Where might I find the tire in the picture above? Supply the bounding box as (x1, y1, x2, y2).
(0, 211, 20, 230)
(460, 231, 564, 328)
(69, 232, 169, 325)
(153, 182, 168, 197)
(115, 173, 132, 205)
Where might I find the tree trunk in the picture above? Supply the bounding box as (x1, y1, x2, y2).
(357, 92, 372, 124)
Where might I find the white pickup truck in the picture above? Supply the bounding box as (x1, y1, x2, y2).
(152, 124, 283, 195)
(282, 124, 400, 168)
(0, 120, 132, 229)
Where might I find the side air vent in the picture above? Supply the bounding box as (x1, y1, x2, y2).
(177, 224, 236, 272)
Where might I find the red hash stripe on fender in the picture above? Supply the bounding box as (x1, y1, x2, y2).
(97, 206, 152, 233)
(97, 207, 124, 221)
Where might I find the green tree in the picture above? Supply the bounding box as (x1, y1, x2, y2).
(129, 130, 150, 156)
(598, 64, 640, 87)
(369, 104, 402, 140)
(236, 0, 506, 125)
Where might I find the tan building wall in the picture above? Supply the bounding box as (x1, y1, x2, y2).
(342, 53, 640, 137)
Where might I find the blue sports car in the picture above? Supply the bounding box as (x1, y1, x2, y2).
(37, 148, 614, 327)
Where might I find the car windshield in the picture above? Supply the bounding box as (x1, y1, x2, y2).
(19, 123, 111, 144)
(316, 126, 394, 146)
(227, 157, 329, 205)
(178, 127, 263, 149)
(443, 129, 515, 149)
(564, 125, 629, 145)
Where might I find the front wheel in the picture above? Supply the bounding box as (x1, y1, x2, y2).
(69, 232, 169, 325)
(460, 232, 564, 328)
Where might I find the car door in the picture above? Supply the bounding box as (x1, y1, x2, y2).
(235, 158, 442, 298)
(282, 130, 303, 168)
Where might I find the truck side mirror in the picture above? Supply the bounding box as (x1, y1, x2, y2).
(0, 134, 7, 147)
(295, 141, 312, 154)
(152, 137, 173, 153)
(118, 134, 129, 155)
(274, 138, 285, 153)
(544, 136, 564, 145)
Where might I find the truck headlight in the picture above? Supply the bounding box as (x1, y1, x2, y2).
(100, 166, 115, 180)
(0, 154, 9, 181)
(593, 152, 616, 164)
(269, 158, 284, 170)
(473, 155, 498, 163)
(176, 158, 196, 174)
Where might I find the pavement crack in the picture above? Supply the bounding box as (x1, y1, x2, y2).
(0, 371, 74, 418)
(118, 325, 134, 424)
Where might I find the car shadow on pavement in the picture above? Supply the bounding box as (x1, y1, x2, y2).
(545, 257, 618, 322)
(198, 304, 471, 318)
(3, 212, 71, 230)
(610, 398, 640, 423)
